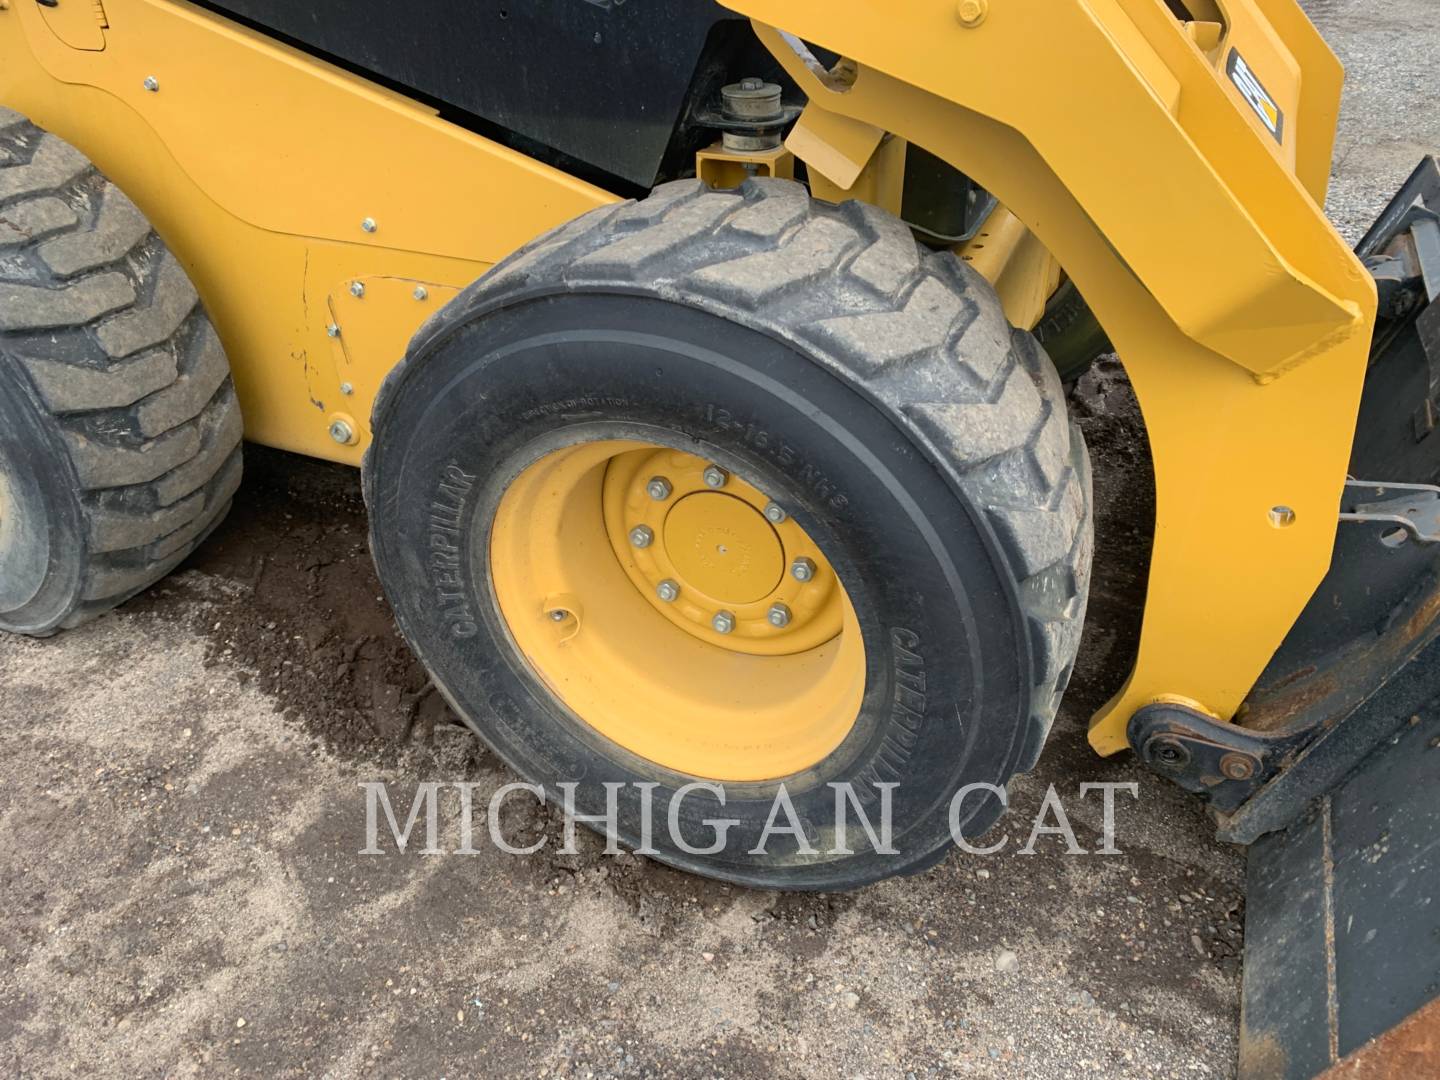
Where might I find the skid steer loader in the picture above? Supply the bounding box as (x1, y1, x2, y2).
(1, 1, 1436, 1073)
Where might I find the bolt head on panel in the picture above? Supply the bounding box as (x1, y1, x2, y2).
(957, 0, 988, 27)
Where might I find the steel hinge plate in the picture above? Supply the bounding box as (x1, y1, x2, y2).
(1339, 478, 1440, 544)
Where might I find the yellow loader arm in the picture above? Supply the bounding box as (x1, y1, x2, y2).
(724, 0, 1378, 752)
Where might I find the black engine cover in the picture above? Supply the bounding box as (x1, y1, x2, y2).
(199, 0, 765, 190)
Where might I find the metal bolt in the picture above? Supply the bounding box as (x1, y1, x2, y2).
(549, 609, 569, 623)
(791, 557, 816, 583)
(361, 217, 377, 234)
(329, 419, 354, 445)
(629, 525, 654, 549)
(740, 77, 763, 91)
(703, 465, 728, 489)
(143, 76, 160, 93)
(349, 281, 365, 298)
(712, 611, 736, 634)
(1220, 753, 1257, 781)
(956, 0, 988, 27)
(646, 476, 673, 501)
(340, 382, 354, 396)
(326, 323, 340, 338)
(1149, 737, 1191, 770)
(767, 603, 792, 628)
(763, 501, 787, 524)
(413, 285, 429, 301)
(1269, 505, 1296, 528)
(656, 580, 679, 603)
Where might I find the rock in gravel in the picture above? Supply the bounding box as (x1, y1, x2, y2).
(994, 949, 1019, 973)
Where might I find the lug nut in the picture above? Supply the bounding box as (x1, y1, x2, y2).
(703, 465, 728, 489)
(629, 525, 654, 548)
(143, 76, 160, 93)
(791, 557, 816, 582)
(329, 419, 354, 445)
(767, 603, 792, 628)
(361, 217, 378, 233)
(326, 323, 340, 338)
(548, 609, 569, 623)
(712, 611, 736, 634)
(763, 501, 787, 524)
(656, 579, 679, 603)
(349, 281, 365, 298)
(413, 285, 429, 301)
(646, 476, 673, 501)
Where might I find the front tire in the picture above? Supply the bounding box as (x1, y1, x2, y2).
(364, 179, 1091, 888)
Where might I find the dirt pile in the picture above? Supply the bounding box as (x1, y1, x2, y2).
(135, 446, 461, 762)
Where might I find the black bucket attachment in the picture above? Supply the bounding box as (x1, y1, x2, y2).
(1222, 159, 1440, 1079)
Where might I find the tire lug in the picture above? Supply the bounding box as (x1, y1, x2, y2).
(703, 465, 728, 489)
(656, 579, 679, 603)
(767, 603, 792, 628)
(763, 501, 787, 524)
(791, 557, 816, 582)
(629, 525, 654, 548)
(646, 476, 673, 501)
(712, 611, 736, 634)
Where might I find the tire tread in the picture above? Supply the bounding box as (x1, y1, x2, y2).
(0, 116, 241, 634)
(381, 178, 1092, 772)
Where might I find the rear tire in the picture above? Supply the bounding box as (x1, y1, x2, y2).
(1033, 279, 1112, 383)
(0, 110, 242, 635)
(365, 179, 1091, 888)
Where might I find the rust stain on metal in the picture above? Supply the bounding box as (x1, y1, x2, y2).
(1319, 995, 1440, 1078)
(1321, 796, 1340, 1066)
(1245, 583, 1440, 734)
(1238, 1024, 1289, 1079)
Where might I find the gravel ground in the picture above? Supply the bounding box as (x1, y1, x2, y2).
(1310, 0, 1440, 243)
(1, 4, 1435, 1076)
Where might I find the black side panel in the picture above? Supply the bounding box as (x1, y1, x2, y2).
(199, 0, 747, 189)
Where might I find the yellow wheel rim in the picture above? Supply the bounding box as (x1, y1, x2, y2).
(490, 440, 865, 782)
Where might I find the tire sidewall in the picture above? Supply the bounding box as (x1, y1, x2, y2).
(0, 356, 84, 634)
(368, 292, 1030, 888)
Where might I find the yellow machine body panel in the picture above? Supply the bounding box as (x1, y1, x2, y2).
(0, 0, 1380, 757)
(0, 0, 614, 462)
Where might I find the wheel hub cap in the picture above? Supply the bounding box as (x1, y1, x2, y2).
(601, 447, 844, 656)
(663, 493, 781, 603)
